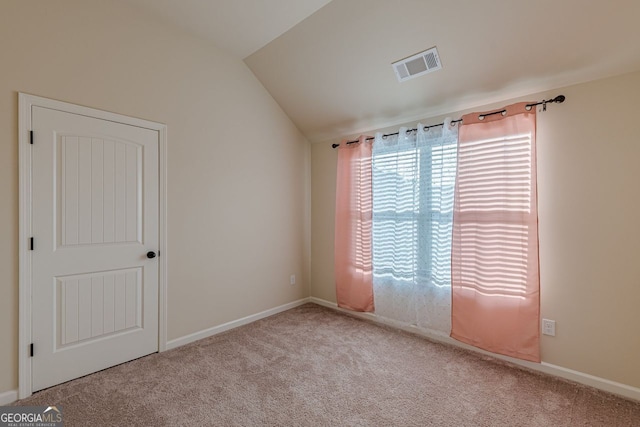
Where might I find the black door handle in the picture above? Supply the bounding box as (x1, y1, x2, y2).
(147, 251, 157, 259)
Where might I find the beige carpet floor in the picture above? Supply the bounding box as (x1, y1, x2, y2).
(15, 303, 640, 426)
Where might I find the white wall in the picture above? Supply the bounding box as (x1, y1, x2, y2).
(0, 0, 310, 395)
(311, 71, 640, 389)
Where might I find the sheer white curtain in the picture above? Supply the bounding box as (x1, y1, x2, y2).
(372, 120, 458, 333)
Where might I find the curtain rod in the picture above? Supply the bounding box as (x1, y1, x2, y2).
(331, 95, 565, 148)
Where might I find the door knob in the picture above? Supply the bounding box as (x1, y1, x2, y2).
(147, 251, 157, 259)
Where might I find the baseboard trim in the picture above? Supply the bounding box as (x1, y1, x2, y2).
(537, 362, 640, 402)
(0, 389, 18, 406)
(308, 297, 640, 402)
(166, 298, 311, 350)
(3, 298, 312, 404)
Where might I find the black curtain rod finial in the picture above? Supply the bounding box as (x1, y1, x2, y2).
(537, 95, 565, 112)
(332, 143, 340, 148)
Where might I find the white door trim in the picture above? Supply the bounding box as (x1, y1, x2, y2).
(18, 93, 168, 399)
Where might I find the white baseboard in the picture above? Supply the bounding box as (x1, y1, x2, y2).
(166, 298, 311, 350)
(5, 297, 637, 404)
(308, 297, 640, 402)
(538, 362, 640, 402)
(0, 389, 18, 406)
(2, 298, 311, 404)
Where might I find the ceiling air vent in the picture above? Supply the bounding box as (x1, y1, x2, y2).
(392, 47, 442, 82)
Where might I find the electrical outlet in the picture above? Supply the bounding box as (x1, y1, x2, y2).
(542, 319, 556, 336)
(290, 275, 296, 286)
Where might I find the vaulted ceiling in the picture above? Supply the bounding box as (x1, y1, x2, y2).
(127, 0, 640, 142)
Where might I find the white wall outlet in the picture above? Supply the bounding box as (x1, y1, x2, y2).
(542, 319, 556, 336)
(290, 275, 296, 286)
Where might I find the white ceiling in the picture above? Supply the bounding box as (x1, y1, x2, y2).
(128, 0, 640, 143)
(126, 0, 332, 59)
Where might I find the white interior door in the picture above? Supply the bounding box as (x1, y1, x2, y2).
(31, 106, 159, 392)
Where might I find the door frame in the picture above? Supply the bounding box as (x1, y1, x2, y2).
(18, 93, 168, 399)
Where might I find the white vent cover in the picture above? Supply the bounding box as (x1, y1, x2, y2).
(392, 47, 442, 82)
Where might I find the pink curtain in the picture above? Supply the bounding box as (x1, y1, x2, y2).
(451, 102, 540, 362)
(334, 136, 374, 312)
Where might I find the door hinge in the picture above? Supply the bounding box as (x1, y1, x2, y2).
(30, 343, 34, 357)
(29, 237, 34, 251)
(30, 130, 33, 145)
